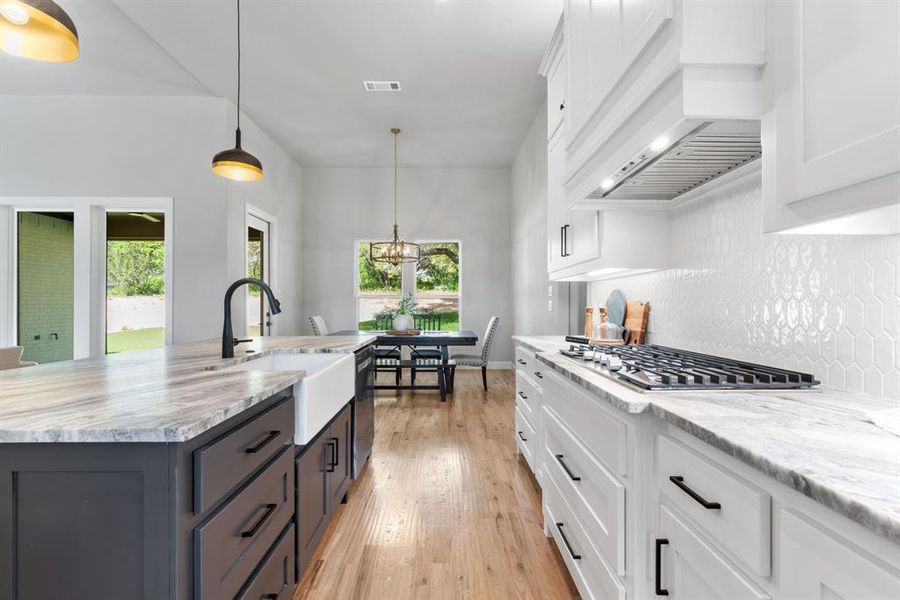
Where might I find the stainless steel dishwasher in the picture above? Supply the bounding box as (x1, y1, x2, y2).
(352, 344, 375, 478)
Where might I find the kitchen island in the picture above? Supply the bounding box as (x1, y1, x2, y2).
(512, 335, 900, 600)
(0, 335, 375, 600)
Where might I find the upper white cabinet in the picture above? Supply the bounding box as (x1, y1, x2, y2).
(762, 0, 900, 234)
(564, 0, 673, 141)
(545, 19, 567, 142)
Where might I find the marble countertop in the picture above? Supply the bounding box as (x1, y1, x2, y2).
(0, 335, 376, 443)
(512, 335, 900, 544)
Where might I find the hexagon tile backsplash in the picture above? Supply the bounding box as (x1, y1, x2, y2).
(589, 172, 899, 400)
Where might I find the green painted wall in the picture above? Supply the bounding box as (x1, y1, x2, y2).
(17, 213, 74, 363)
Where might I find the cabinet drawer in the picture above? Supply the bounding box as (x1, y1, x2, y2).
(515, 406, 536, 471)
(657, 435, 771, 576)
(544, 474, 625, 600)
(515, 370, 538, 425)
(658, 504, 769, 600)
(543, 407, 625, 575)
(194, 395, 293, 513)
(195, 447, 294, 600)
(237, 523, 296, 600)
(542, 369, 628, 475)
(514, 346, 536, 372)
(780, 509, 900, 599)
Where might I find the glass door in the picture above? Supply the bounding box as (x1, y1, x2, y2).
(247, 214, 270, 336)
(16, 211, 75, 363)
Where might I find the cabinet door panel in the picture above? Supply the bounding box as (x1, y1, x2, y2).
(771, 0, 900, 204)
(328, 405, 352, 507)
(658, 505, 769, 600)
(780, 510, 900, 599)
(296, 437, 329, 576)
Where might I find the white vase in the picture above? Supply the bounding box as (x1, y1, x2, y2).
(393, 314, 413, 330)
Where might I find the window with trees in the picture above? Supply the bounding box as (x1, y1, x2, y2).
(356, 241, 460, 331)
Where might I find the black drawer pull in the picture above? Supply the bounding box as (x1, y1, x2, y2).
(517, 431, 528, 442)
(516, 358, 527, 365)
(329, 437, 339, 467)
(555, 523, 581, 560)
(245, 430, 280, 454)
(324, 440, 336, 473)
(655, 538, 669, 596)
(241, 503, 277, 538)
(517, 391, 528, 400)
(669, 475, 721, 509)
(261, 594, 279, 600)
(555, 454, 581, 481)
(533, 371, 543, 379)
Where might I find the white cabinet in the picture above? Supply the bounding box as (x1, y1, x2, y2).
(563, 0, 673, 141)
(545, 20, 567, 142)
(780, 510, 900, 599)
(657, 505, 770, 600)
(762, 0, 900, 234)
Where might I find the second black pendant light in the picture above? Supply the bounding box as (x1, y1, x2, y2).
(212, 0, 263, 182)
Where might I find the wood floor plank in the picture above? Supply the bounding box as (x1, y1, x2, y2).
(295, 369, 579, 600)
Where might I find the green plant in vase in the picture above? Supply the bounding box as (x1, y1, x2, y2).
(392, 293, 417, 330)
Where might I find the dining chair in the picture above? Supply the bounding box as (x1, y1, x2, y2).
(410, 312, 444, 385)
(449, 316, 499, 392)
(0, 346, 38, 370)
(308, 315, 328, 336)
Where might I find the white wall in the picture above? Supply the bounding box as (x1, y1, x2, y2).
(510, 104, 579, 336)
(0, 94, 304, 344)
(590, 172, 900, 400)
(301, 167, 514, 362)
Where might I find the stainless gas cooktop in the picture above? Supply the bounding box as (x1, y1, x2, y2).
(560, 337, 820, 392)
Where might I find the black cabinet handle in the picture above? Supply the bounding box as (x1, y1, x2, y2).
(517, 431, 528, 442)
(324, 440, 336, 472)
(669, 475, 721, 509)
(533, 371, 543, 379)
(329, 437, 339, 468)
(562, 224, 571, 257)
(241, 503, 278, 538)
(261, 594, 279, 600)
(555, 454, 581, 481)
(559, 101, 565, 111)
(245, 430, 280, 454)
(555, 523, 581, 560)
(516, 358, 527, 365)
(655, 538, 669, 596)
(560, 226, 565, 257)
(517, 390, 528, 400)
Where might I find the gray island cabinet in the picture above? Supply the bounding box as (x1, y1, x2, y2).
(0, 388, 298, 600)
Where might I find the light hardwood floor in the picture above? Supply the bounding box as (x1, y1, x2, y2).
(295, 369, 579, 600)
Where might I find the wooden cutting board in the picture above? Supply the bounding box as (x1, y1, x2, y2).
(624, 301, 650, 345)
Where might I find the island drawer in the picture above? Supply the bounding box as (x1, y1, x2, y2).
(195, 446, 294, 600)
(515, 370, 538, 424)
(543, 407, 625, 575)
(515, 345, 536, 372)
(515, 406, 536, 470)
(194, 393, 293, 513)
(657, 435, 771, 576)
(236, 522, 296, 600)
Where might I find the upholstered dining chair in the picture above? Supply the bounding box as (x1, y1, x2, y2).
(0, 346, 38, 370)
(449, 316, 499, 392)
(309, 315, 328, 336)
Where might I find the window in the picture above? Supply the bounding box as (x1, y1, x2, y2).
(105, 212, 166, 354)
(357, 242, 402, 330)
(356, 240, 460, 331)
(415, 242, 460, 331)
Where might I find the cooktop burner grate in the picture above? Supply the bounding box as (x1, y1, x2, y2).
(560, 342, 819, 391)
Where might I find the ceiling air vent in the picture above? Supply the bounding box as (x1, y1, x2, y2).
(363, 81, 402, 92)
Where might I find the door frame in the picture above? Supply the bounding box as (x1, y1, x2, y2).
(0, 197, 174, 358)
(245, 204, 277, 336)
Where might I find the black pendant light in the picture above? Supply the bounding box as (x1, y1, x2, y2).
(212, 0, 263, 182)
(0, 0, 79, 62)
(370, 128, 420, 265)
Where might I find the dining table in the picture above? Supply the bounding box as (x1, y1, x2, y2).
(329, 329, 479, 400)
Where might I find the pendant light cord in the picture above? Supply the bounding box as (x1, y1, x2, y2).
(236, 0, 242, 131)
(394, 130, 399, 228)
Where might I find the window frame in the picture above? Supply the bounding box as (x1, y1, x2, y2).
(354, 239, 462, 331)
(0, 196, 174, 358)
